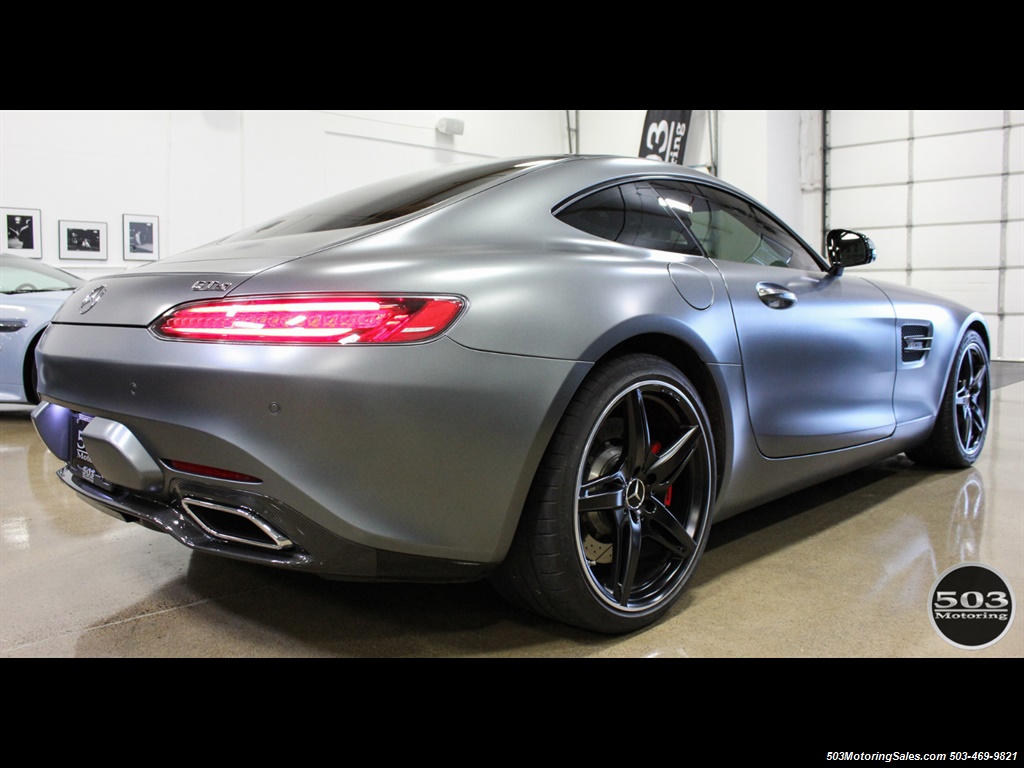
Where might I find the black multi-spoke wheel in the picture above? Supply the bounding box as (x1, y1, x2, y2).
(492, 354, 716, 633)
(952, 339, 989, 457)
(907, 330, 990, 468)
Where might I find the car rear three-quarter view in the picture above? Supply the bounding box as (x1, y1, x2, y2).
(32, 155, 991, 633)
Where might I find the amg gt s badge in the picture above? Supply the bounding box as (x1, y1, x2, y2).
(191, 280, 233, 292)
(79, 285, 107, 314)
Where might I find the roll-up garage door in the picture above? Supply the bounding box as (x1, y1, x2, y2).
(824, 110, 1023, 361)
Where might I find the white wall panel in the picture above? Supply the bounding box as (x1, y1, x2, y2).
(1006, 270, 1024, 314)
(913, 110, 1004, 136)
(913, 131, 1005, 180)
(167, 111, 243, 256)
(829, 185, 908, 228)
(766, 110, 802, 231)
(912, 177, 1004, 225)
(985, 315, 1002, 358)
(1008, 221, 1023, 267)
(577, 110, 644, 156)
(830, 142, 908, 186)
(1009, 172, 1024, 219)
(912, 224, 1002, 269)
(1011, 126, 1023, 172)
(829, 110, 909, 145)
(1002, 315, 1023, 360)
(239, 110, 572, 233)
(719, 110, 769, 203)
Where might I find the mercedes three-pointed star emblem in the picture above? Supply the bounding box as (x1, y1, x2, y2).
(79, 285, 107, 314)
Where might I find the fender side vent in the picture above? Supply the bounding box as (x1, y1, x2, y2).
(901, 324, 933, 363)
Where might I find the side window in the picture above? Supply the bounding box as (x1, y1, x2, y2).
(693, 184, 822, 271)
(628, 184, 702, 255)
(651, 180, 822, 271)
(556, 185, 626, 242)
(646, 180, 713, 248)
(747, 204, 822, 271)
(556, 183, 702, 256)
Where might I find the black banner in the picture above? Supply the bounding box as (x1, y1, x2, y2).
(639, 110, 691, 165)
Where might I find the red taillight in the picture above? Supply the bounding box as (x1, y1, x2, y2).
(153, 295, 464, 344)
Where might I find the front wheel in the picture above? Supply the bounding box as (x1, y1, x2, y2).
(492, 354, 716, 633)
(906, 329, 990, 468)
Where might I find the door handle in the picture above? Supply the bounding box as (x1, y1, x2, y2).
(756, 282, 797, 309)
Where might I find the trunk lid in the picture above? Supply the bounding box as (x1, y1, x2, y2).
(50, 228, 377, 327)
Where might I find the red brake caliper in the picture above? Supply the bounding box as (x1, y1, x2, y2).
(650, 442, 673, 507)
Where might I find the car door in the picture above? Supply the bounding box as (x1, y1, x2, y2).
(650, 180, 897, 459)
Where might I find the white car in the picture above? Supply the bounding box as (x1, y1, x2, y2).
(1, 253, 82, 403)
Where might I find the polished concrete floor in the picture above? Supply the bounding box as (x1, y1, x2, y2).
(2, 367, 1021, 658)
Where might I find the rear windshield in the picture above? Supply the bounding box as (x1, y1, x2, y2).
(220, 157, 561, 243)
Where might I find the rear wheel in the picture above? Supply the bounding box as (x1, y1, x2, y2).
(906, 329, 990, 468)
(492, 354, 716, 633)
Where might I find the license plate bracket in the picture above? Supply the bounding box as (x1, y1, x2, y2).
(69, 412, 114, 490)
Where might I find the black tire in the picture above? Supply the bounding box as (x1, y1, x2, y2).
(23, 334, 41, 405)
(492, 354, 716, 634)
(906, 329, 990, 468)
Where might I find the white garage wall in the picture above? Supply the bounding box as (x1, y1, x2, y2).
(240, 110, 575, 229)
(2, 107, 812, 271)
(826, 109, 1024, 361)
(1, 110, 573, 273)
(2, 110, 175, 274)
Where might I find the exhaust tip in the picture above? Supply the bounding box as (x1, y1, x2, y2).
(181, 498, 293, 551)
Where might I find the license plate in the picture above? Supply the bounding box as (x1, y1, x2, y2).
(69, 412, 113, 490)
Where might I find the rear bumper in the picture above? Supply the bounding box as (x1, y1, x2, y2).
(34, 323, 589, 568)
(48, 461, 492, 581)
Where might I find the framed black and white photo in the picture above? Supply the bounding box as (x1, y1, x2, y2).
(123, 214, 159, 261)
(3, 207, 42, 258)
(59, 220, 107, 260)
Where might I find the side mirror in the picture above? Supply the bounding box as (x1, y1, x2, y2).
(826, 229, 876, 276)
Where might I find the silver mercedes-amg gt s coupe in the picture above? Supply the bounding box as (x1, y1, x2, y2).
(31, 155, 991, 633)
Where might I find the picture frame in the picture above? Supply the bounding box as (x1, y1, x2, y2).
(59, 220, 107, 261)
(3, 207, 42, 258)
(123, 214, 159, 261)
